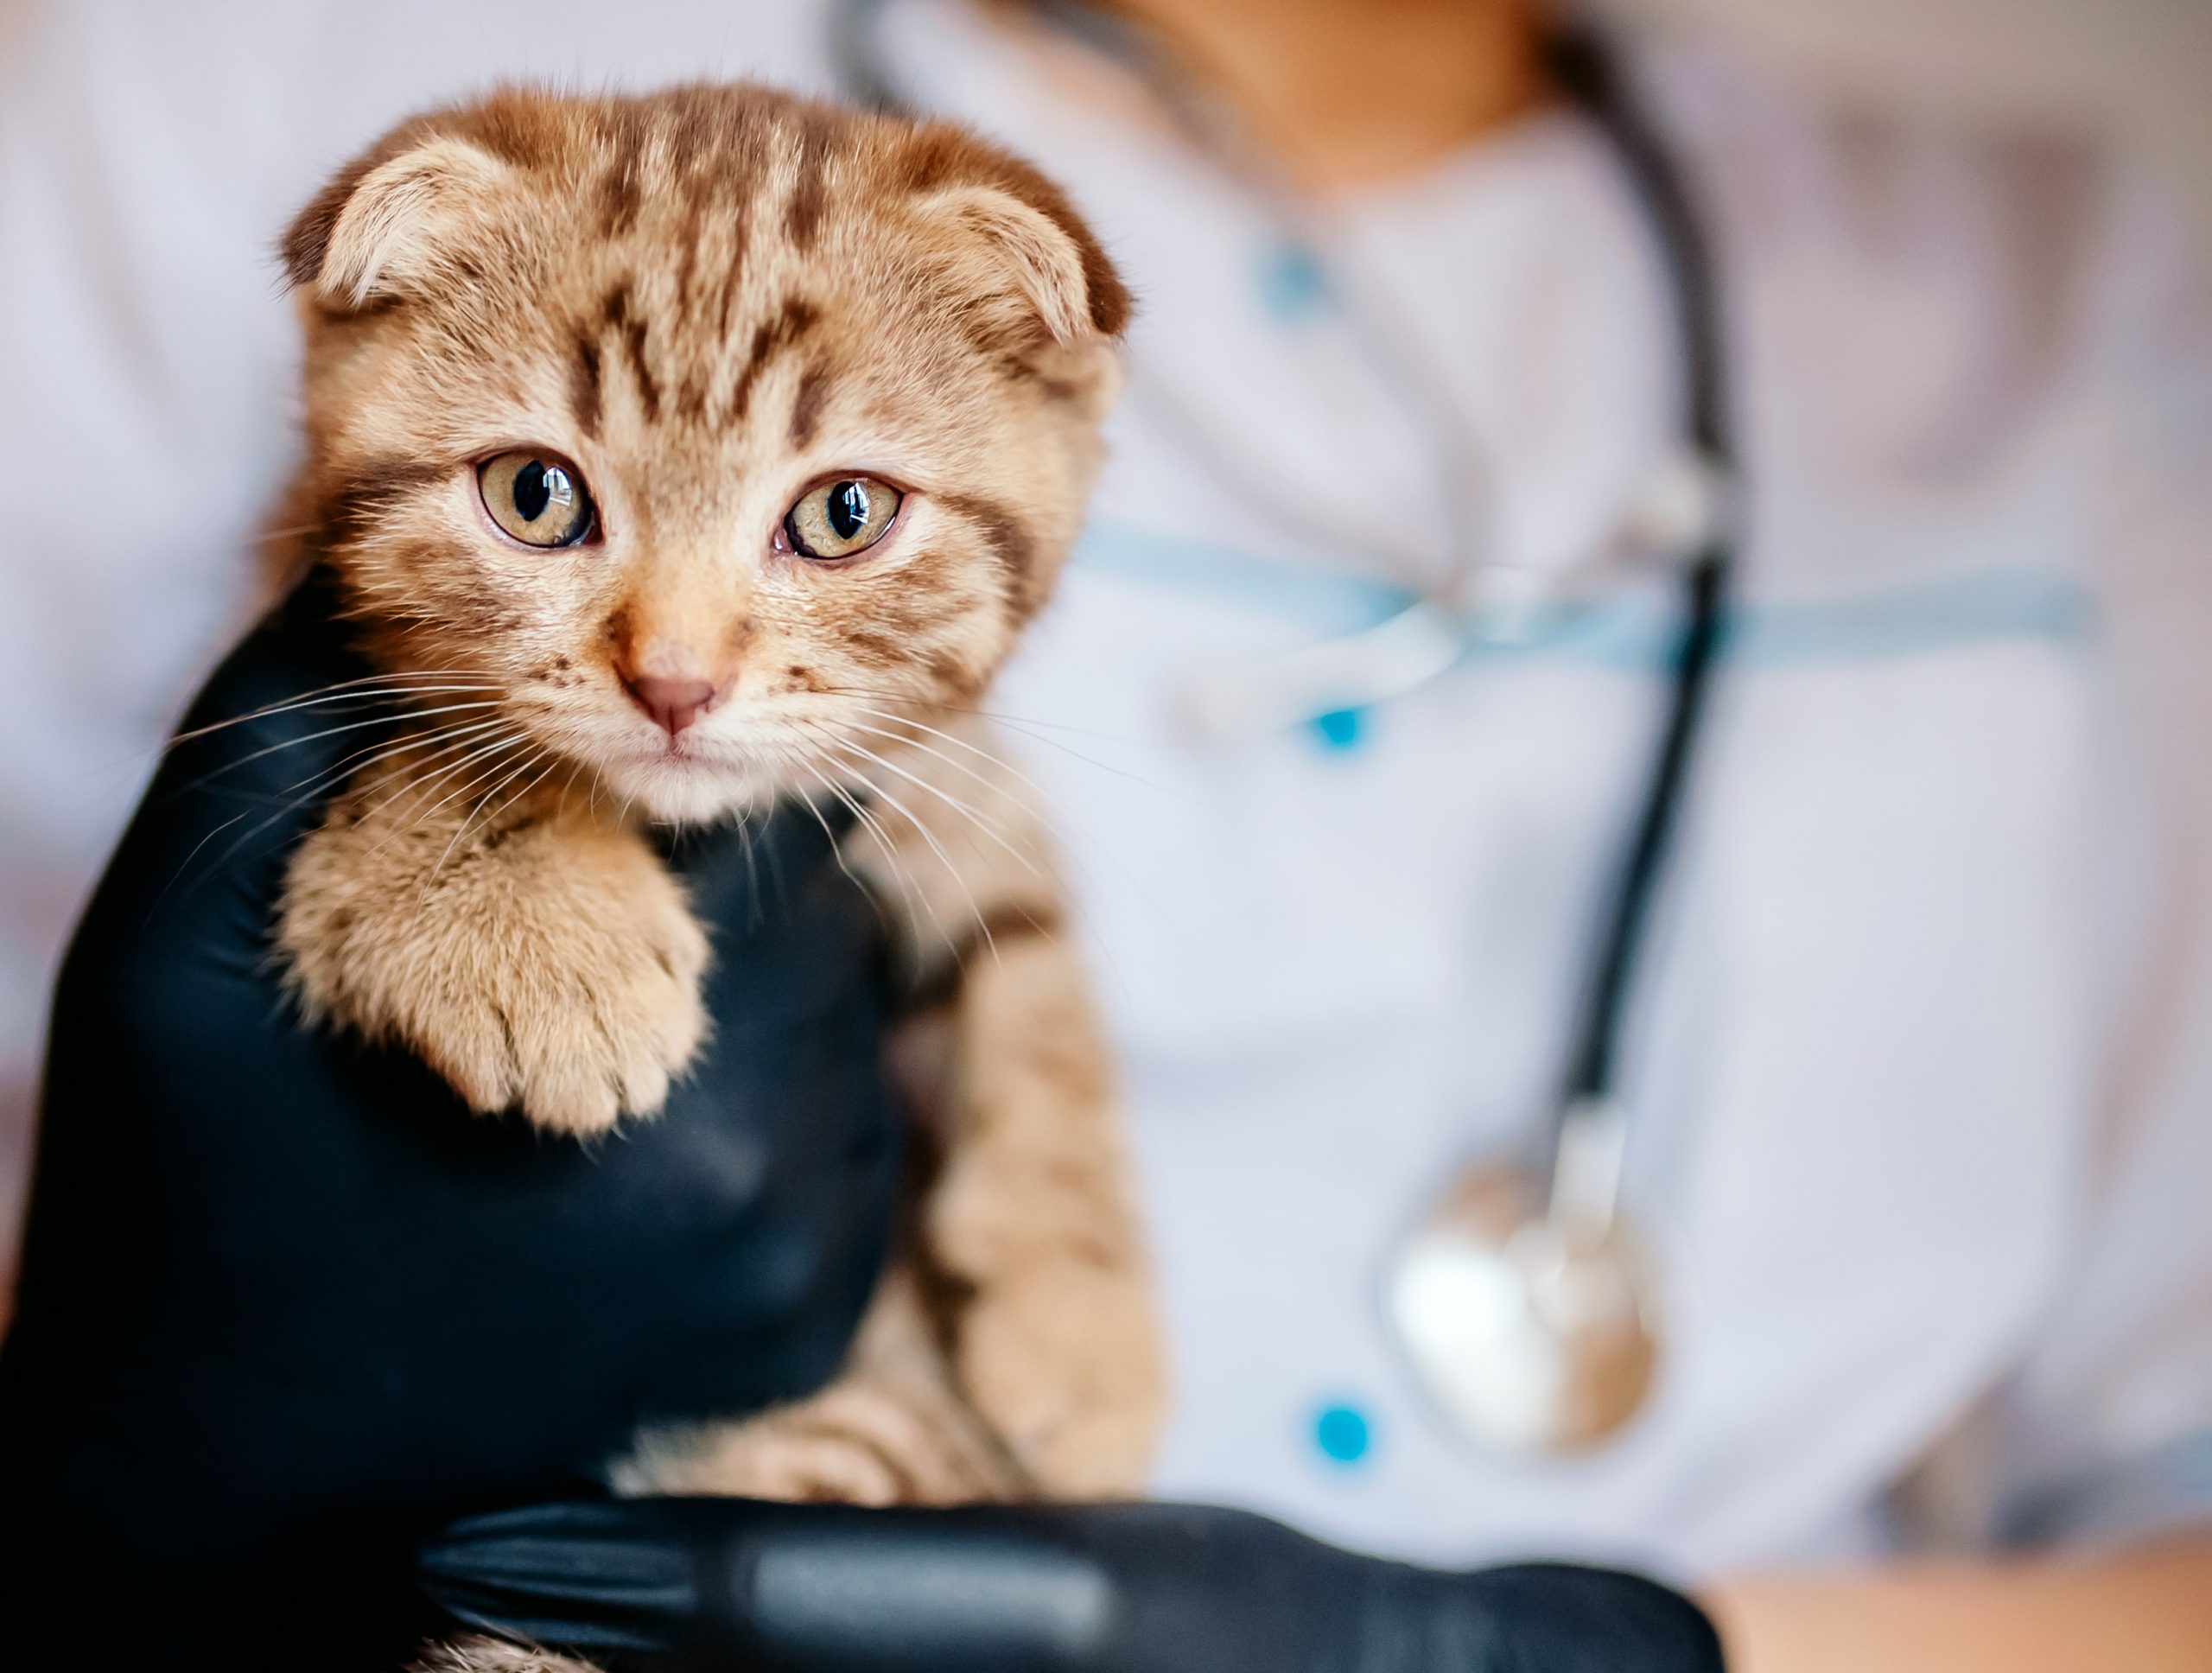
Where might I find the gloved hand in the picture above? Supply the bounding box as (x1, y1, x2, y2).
(0, 574, 907, 1672)
(422, 1497, 1726, 1673)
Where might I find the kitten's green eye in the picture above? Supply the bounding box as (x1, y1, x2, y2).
(785, 476, 902, 561)
(478, 450, 594, 548)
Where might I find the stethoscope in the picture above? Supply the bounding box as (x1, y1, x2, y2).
(837, 1, 1736, 1460)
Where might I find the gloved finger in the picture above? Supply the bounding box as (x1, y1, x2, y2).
(421, 1497, 1131, 1672)
(419, 1498, 1728, 1673)
(421, 1499, 719, 1663)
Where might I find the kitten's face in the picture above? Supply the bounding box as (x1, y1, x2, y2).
(286, 86, 1126, 822)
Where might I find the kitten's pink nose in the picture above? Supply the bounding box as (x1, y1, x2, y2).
(621, 673, 722, 736)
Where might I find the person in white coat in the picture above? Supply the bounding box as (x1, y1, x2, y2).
(0, 1, 2208, 1666)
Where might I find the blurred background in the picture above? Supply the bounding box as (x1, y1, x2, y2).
(25, 2, 2212, 233)
(1611, 0, 2212, 245)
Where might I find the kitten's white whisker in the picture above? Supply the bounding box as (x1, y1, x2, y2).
(829, 715, 1116, 889)
(778, 760, 886, 926)
(798, 760, 952, 965)
(836, 712, 1063, 817)
(835, 708, 1168, 938)
(817, 731, 1041, 887)
(486, 753, 565, 834)
(401, 742, 541, 848)
(170, 733, 492, 901)
(139, 685, 490, 784)
(798, 721, 1072, 970)
(236, 722, 514, 856)
(276, 715, 517, 804)
(154, 805, 276, 912)
(154, 717, 521, 903)
(376, 731, 537, 837)
(797, 758, 910, 894)
(735, 810, 762, 925)
(807, 685, 1183, 801)
(432, 741, 546, 838)
(809, 722, 1142, 989)
(810, 764, 900, 869)
(814, 745, 1001, 969)
(813, 684, 1154, 751)
(418, 747, 552, 900)
(356, 738, 537, 868)
(165, 677, 503, 748)
(963, 714, 1188, 799)
(168, 699, 505, 795)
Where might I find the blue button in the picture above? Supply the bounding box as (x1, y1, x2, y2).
(1313, 1401, 1373, 1465)
(1258, 243, 1331, 322)
(1310, 708, 1365, 750)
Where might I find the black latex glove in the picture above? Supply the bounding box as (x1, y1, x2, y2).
(0, 576, 906, 1671)
(423, 1497, 1726, 1673)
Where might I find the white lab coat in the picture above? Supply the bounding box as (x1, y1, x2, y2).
(1, 0, 2206, 1579)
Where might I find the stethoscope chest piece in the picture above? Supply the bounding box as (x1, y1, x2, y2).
(1383, 1107, 1660, 1458)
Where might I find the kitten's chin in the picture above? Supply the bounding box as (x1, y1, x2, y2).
(589, 754, 772, 827)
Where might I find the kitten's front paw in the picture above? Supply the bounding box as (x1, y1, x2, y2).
(957, 1260, 1166, 1498)
(423, 907, 709, 1137)
(282, 805, 710, 1137)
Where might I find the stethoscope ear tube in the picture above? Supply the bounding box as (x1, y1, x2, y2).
(1543, 29, 1733, 462)
(1543, 24, 1736, 1133)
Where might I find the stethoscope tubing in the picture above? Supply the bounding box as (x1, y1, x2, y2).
(1537, 31, 1737, 1133)
(832, 0, 1738, 1180)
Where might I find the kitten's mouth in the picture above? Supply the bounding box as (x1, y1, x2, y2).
(583, 724, 791, 824)
(615, 736, 721, 775)
(605, 720, 716, 764)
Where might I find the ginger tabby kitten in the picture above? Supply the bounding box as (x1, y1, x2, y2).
(267, 80, 1163, 1606)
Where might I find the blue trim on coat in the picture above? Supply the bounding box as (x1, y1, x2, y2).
(1069, 518, 2094, 674)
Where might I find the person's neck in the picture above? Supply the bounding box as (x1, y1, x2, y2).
(1092, 0, 1556, 194)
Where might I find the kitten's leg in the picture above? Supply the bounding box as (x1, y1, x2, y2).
(611, 1263, 1027, 1505)
(410, 1639, 603, 1673)
(839, 715, 1166, 1498)
(279, 741, 707, 1136)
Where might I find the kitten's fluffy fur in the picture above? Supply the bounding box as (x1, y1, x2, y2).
(269, 81, 1163, 1658)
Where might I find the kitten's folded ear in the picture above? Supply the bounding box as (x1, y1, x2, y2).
(911, 153, 1132, 350)
(282, 130, 514, 312)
